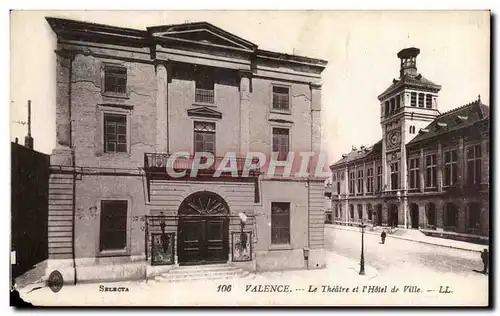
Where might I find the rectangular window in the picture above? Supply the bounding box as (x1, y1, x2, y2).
(104, 65, 127, 94)
(104, 114, 127, 153)
(425, 154, 437, 188)
(376, 166, 382, 192)
(272, 128, 290, 161)
(336, 182, 340, 195)
(366, 168, 374, 193)
(100, 200, 128, 251)
(426, 95, 432, 108)
(271, 202, 290, 244)
(444, 150, 458, 186)
(396, 95, 401, 109)
(195, 71, 215, 104)
(357, 169, 364, 194)
(411, 92, 417, 107)
(272, 86, 290, 112)
(349, 171, 355, 194)
(390, 162, 399, 190)
(194, 121, 216, 154)
(409, 158, 420, 189)
(466, 145, 482, 185)
(418, 93, 424, 108)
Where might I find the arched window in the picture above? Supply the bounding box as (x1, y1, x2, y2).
(357, 204, 363, 220)
(349, 204, 354, 219)
(426, 203, 436, 227)
(367, 204, 373, 220)
(467, 203, 481, 232)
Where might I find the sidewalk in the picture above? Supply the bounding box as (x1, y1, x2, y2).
(326, 224, 488, 253)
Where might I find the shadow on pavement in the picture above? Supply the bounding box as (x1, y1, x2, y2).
(472, 269, 487, 275)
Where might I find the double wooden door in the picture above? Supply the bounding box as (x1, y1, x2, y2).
(178, 216, 229, 265)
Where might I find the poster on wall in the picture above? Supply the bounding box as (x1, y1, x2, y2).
(151, 233, 175, 266)
(232, 231, 252, 262)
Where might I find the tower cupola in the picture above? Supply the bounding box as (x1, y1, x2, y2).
(397, 47, 420, 78)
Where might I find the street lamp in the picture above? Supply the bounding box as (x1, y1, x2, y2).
(359, 221, 366, 275)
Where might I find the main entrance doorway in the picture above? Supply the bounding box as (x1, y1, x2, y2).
(410, 204, 419, 229)
(177, 191, 229, 265)
(389, 204, 398, 227)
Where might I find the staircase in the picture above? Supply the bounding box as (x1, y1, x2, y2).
(152, 264, 254, 283)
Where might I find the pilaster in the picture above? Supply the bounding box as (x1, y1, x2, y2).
(419, 148, 425, 193)
(458, 137, 465, 189)
(155, 61, 168, 153)
(437, 141, 443, 191)
(239, 69, 252, 156)
(51, 50, 75, 166)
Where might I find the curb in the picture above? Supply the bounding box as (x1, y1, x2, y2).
(326, 225, 484, 253)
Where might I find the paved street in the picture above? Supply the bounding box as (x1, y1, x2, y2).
(16, 227, 489, 306)
(325, 226, 487, 276)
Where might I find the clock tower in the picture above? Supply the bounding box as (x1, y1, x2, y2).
(378, 47, 441, 227)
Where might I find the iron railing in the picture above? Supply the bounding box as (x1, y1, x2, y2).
(195, 88, 215, 104)
(144, 153, 260, 176)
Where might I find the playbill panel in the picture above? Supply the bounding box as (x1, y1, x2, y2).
(10, 10, 490, 307)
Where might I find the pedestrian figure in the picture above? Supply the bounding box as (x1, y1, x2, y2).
(381, 230, 387, 244)
(481, 249, 489, 274)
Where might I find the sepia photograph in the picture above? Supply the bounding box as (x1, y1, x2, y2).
(8, 9, 491, 307)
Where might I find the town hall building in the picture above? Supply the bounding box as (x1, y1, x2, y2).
(328, 47, 489, 240)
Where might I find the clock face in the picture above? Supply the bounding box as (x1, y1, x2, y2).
(388, 131, 401, 147)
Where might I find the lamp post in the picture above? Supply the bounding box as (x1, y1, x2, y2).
(238, 212, 248, 256)
(359, 221, 366, 275)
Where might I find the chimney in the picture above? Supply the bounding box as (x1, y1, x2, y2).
(397, 47, 420, 78)
(360, 145, 366, 151)
(24, 100, 34, 150)
(351, 145, 357, 152)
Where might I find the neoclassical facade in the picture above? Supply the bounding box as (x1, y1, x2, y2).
(45, 17, 328, 283)
(328, 47, 489, 238)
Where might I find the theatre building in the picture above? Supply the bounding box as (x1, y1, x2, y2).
(329, 47, 490, 239)
(45, 17, 328, 283)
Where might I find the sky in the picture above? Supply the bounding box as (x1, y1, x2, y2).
(9, 10, 490, 163)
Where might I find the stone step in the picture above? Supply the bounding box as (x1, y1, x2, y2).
(154, 270, 251, 283)
(173, 264, 240, 272)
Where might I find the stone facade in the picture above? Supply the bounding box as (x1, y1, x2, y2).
(45, 17, 328, 283)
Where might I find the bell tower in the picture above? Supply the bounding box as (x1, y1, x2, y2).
(377, 47, 441, 227)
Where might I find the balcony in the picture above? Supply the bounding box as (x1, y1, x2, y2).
(144, 153, 260, 179)
(195, 88, 215, 104)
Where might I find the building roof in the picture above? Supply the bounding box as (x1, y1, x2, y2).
(330, 140, 382, 169)
(408, 97, 490, 145)
(331, 97, 489, 168)
(378, 73, 442, 100)
(45, 17, 328, 69)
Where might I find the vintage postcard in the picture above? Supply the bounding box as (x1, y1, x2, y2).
(10, 10, 490, 307)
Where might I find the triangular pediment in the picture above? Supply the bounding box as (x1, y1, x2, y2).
(148, 22, 257, 52)
(187, 106, 222, 119)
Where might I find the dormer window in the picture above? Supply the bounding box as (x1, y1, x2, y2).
(272, 86, 290, 113)
(195, 69, 215, 104)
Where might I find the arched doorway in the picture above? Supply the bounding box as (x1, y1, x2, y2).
(467, 202, 481, 234)
(410, 203, 419, 229)
(426, 203, 436, 228)
(389, 204, 398, 227)
(177, 191, 230, 265)
(444, 202, 458, 231)
(376, 204, 383, 226)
